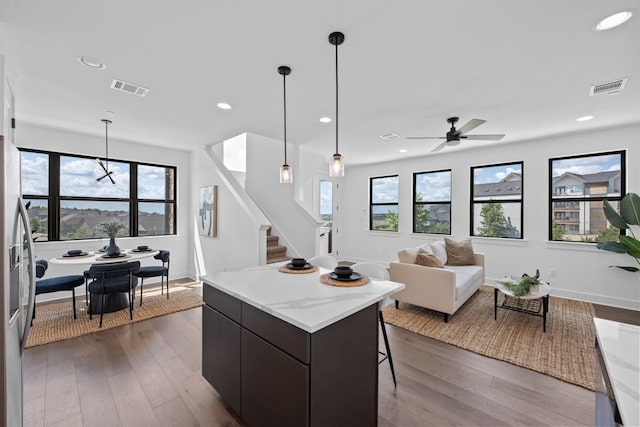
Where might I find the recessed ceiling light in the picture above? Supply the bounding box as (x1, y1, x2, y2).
(399, 149, 408, 153)
(106, 110, 115, 115)
(576, 115, 594, 122)
(319, 117, 332, 123)
(78, 56, 106, 69)
(217, 102, 232, 110)
(595, 11, 633, 31)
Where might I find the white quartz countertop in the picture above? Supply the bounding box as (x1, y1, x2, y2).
(202, 267, 405, 333)
(593, 317, 640, 427)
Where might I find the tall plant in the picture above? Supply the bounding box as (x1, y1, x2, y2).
(596, 192, 640, 272)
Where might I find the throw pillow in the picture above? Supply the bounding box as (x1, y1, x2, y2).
(415, 248, 444, 268)
(444, 238, 476, 265)
(429, 240, 448, 265)
(397, 247, 420, 264)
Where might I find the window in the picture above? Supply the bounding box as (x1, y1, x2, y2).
(471, 162, 523, 238)
(319, 180, 333, 227)
(370, 175, 399, 232)
(549, 151, 624, 242)
(20, 149, 177, 241)
(413, 170, 451, 234)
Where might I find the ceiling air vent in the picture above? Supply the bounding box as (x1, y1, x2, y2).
(379, 133, 400, 142)
(110, 79, 149, 97)
(589, 77, 628, 96)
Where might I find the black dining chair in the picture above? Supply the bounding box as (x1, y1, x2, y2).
(32, 259, 85, 322)
(134, 250, 170, 306)
(88, 261, 140, 327)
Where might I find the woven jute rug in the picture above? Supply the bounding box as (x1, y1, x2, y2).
(26, 282, 202, 348)
(382, 285, 596, 391)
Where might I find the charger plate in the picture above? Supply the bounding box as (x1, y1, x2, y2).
(320, 273, 369, 287)
(278, 265, 319, 274)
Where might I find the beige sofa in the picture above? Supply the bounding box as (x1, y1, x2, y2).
(389, 241, 484, 322)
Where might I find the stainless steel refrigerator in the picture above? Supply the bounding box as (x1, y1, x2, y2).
(2, 98, 36, 424)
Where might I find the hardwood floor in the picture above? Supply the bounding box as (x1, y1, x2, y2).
(24, 294, 635, 426)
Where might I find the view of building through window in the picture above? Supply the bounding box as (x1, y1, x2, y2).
(550, 151, 624, 242)
(413, 170, 451, 234)
(370, 175, 399, 232)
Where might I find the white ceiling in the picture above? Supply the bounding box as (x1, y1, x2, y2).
(1, 0, 638, 165)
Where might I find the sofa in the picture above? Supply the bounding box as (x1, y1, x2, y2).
(389, 239, 484, 322)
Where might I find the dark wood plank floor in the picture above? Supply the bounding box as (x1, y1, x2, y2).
(23, 291, 637, 426)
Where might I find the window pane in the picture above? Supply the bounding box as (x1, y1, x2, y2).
(473, 163, 522, 199)
(473, 202, 521, 238)
(371, 176, 398, 203)
(60, 156, 130, 198)
(319, 180, 333, 226)
(415, 171, 451, 201)
(59, 200, 129, 240)
(371, 205, 398, 232)
(21, 151, 49, 195)
(551, 153, 622, 199)
(138, 202, 175, 236)
(551, 201, 620, 242)
(414, 203, 450, 234)
(24, 198, 48, 241)
(138, 165, 175, 200)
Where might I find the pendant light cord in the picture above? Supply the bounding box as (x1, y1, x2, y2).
(104, 120, 109, 170)
(335, 41, 339, 155)
(283, 73, 287, 165)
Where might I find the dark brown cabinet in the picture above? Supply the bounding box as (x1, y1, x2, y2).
(202, 283, 379, 426)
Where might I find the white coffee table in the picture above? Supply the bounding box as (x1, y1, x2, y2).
(494, 279, 551, 332)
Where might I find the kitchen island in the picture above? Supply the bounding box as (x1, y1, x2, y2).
(201, 266, 404, 426)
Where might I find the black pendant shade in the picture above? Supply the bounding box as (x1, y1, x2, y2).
(96, 119, 115, 184)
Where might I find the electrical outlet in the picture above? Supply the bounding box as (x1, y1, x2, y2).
(547, 268, 557, 277)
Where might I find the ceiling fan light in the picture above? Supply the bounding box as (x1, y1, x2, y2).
(448, 138, 461, 146)
(330, 153, 344, 177)
(280, 164, 293, 184)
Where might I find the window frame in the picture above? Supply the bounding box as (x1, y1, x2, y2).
(412, 169, 452, 235)
(369, 174, 399, 232)
(20, 148, 177, 241)
(548, 150, 625, 242)
(470, 160, 524, 239)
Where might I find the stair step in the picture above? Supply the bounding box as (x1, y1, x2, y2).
(267, 235, 279, 247)
(267, 256, 290, 264)
(267, 245, 287, 256)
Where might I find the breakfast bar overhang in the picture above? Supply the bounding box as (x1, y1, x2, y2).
(201, 267, 404, 426)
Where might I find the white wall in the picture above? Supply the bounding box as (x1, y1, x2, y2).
(16, 123, 192, 301)
(339, 124, 640, 310)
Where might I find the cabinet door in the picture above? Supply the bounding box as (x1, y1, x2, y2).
(202, 304, 241, 415)
(241, 329, 309, 427)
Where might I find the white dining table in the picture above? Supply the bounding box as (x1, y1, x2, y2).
(48, 249, 160, 265)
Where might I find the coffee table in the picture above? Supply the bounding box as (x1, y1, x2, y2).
(494, 279, 551, 332)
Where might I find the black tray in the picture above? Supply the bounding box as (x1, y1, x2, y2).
(100, 253, 127, 259)
(328, 272, 363, 282)
(131, 248, 154, 252)
(285, 263, 313, 270)
(62, 251, 89, 258)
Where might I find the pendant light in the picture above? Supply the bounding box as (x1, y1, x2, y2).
(96, 119, 115, 184)
(329, 31, 345, 177)
(278, 65, 293, 184)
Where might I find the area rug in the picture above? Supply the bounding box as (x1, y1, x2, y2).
(26, 282, 202, 348)
(382, 285, 596, 391)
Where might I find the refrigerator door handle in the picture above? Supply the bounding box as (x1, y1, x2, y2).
(17, 198, 36, 353)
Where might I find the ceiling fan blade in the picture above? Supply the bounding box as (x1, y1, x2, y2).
(457, 119, 486, 135)
(431, 141, 448, 152)
(463, 134, 505, 141)
(403, 136, 445, 140)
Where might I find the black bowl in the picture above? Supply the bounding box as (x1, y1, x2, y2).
(137, 245, 149, 251)
(67, 249, 82, 256)
(333, 266, 353, 278)
(291, 258, 307, 267)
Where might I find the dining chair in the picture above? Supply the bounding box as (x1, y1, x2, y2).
(351, 261, 397, 387)
(33, 259, 85, 322)
(88, 261, 140, 327)
(134, 250, 170, 306)
(307, 255, 338, 270)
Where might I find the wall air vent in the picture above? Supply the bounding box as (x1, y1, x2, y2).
(589, 77, 628, 96)
(378, 133, 400, 141)
(110, 79, 149, 97)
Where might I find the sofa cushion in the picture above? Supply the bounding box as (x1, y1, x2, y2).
(397, 247, 420, 264)
(444, 238, 475, 265)
(415, 249, 444, 268)
(449, 265, 484, 301)
(430, 240, 448, 265)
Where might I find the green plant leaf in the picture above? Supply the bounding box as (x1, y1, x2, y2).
(603, 199, 628, 229)
(620, 192, 640, 226)
(609, 266, 640, 272)
(618, 235, 640, 258)
(596, 241, 629, 253)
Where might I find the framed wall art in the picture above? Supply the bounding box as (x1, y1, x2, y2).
(198, 185, 217, 237)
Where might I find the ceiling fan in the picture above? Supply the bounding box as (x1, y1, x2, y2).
(404, 116, 505, 152)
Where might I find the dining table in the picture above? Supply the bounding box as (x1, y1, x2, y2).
(49, 248, 160, 313)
